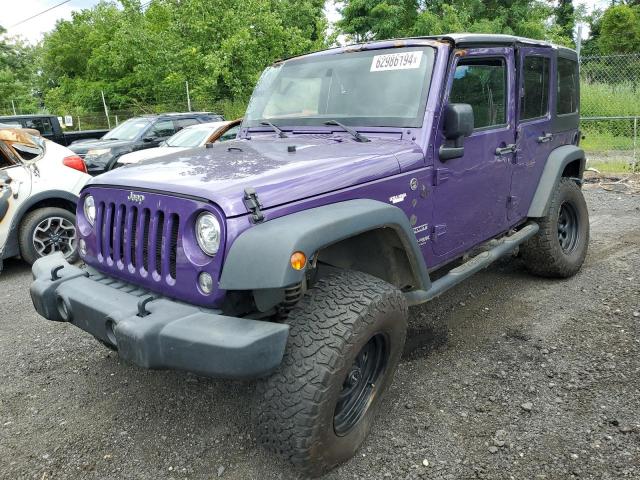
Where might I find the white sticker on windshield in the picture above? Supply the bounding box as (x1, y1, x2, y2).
(370, 51, 422, 72)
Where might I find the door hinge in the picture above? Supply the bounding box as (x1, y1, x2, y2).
(432, 224, 447, 241)
(434, 168, 450, 186)
(243, 187, 264, 223)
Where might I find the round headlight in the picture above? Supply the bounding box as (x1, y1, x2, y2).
(83, 195, 96, 226)
(195, 212, 221, 256)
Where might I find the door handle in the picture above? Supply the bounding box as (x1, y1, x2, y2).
(495, 144, 516, 156)
(537, 133, 553, 143)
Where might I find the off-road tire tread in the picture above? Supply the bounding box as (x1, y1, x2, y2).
(256, 270, 407, 476)
(521, 178, 589, 278)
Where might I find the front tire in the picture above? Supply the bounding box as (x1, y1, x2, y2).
(257, 270, 408, 477)
(521, 178, 589, 278)
(19, 207, 78, 265)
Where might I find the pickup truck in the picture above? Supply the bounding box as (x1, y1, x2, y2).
(0, 115, 107, 147)
(30, 34, 588, 476)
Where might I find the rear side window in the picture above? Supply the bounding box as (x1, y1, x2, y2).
(149, 120, 175, 138)
(521, 56, 550, 120)
(450, 58, 506, 129)
(23, 117, 54, 135)
(557, 57, 579, 115)
(175, 118, 198, 130)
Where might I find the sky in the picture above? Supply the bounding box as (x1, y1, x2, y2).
(1, 0, 614, 45)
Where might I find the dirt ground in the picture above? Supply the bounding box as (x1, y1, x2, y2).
(1, 186, 638, 480)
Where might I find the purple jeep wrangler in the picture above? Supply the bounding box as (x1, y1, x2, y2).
(30, 34, 588, 475)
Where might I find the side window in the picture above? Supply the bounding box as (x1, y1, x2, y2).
(450, 58, 506, 129)
(23, 118, 53, 135)
(149, 120, 175, 138)
(217, 125, 240, 142)
(557, 57, 579, 115)
(175, 118, 198, 130)
(521, 56, 550, 120)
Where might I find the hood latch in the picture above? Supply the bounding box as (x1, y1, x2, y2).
(243, 187, 264, 223)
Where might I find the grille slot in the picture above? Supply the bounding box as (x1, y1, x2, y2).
(95, 203, 179, 282)
(169, 214, 179, 279)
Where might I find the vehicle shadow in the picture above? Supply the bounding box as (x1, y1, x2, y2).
(0, 257, 31, 280)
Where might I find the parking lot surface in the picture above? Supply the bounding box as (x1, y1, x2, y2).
(1, 187, 639, 480)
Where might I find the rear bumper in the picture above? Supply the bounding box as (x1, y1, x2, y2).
(30, 253, 289, 379)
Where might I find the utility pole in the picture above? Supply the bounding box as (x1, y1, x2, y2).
(576, 24, 583, 59)
(11, 100, 17, 115)
(101, 90, 111, 129)
(185, 81, 192, 112)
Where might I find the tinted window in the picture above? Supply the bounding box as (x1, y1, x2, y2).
(23, 117, 53, 135)
(557, 57, 579, 115)
(149, 120, 175, 138)
(450, 58, 506, 129)
(175, 118, 199, 130)
(521, 56, 550, 120)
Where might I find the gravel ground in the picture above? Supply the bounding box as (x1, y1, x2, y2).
(1, 187, 639, 480)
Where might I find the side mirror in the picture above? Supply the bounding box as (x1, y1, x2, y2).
(439, 103, 474, 161)
(142, 136, 155, 143)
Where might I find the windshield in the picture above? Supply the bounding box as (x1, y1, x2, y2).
(103, 118, 151, 141)
(244, 47, 435, 129)
(165, 126, 213, 147)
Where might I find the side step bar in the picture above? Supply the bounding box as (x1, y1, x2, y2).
(405, 222, 539, 306)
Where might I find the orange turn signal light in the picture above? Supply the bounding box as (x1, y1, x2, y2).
(290, 251, 307, 270)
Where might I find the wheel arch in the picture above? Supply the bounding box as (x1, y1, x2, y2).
(219, 199, 431, 309)
(528, 145, 585, 218)
(2, 190, 78, 260)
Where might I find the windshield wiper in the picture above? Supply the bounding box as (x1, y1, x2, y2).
(324, 120, 370, 143)
(260, 121, 288, 138)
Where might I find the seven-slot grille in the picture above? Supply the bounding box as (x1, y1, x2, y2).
(95, 201, 180, 281)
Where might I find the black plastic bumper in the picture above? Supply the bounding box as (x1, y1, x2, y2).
(30, 254, 289, 379)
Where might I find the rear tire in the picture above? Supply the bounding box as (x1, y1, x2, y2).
(521, 178, 589, 278)
(256, 270, 408, 477)
(19, 207, 78, 265)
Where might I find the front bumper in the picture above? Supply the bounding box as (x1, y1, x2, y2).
(30, 253, 289, 379)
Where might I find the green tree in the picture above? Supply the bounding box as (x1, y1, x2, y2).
(337, 0, 570, 44)
(0, 26, 39, 114)
(598, 4, 640, 53)
(556, 0, 575, 41)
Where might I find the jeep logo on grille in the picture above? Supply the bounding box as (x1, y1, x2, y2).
(127, 192, 145, 203)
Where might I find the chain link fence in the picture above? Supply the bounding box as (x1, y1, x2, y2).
(580, 53, 640, 172)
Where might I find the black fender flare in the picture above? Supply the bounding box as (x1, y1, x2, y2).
(528, 145, 586, 218)
(219, 199, 431, 292)
(2, 190, 79, 260)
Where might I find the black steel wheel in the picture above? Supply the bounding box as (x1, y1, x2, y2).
(557, 201, 580, 254)
(334, 333, 388, 436)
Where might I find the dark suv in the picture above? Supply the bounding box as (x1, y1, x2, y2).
(31, 34, 587, 476)
(70, 112, 223, 175)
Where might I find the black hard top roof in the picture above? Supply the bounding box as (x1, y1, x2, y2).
(425, 33, 577, 55)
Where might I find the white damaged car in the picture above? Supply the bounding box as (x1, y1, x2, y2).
(0, 128, 90, 272)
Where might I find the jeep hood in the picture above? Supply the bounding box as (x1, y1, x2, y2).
(91, 136, 423, 217)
